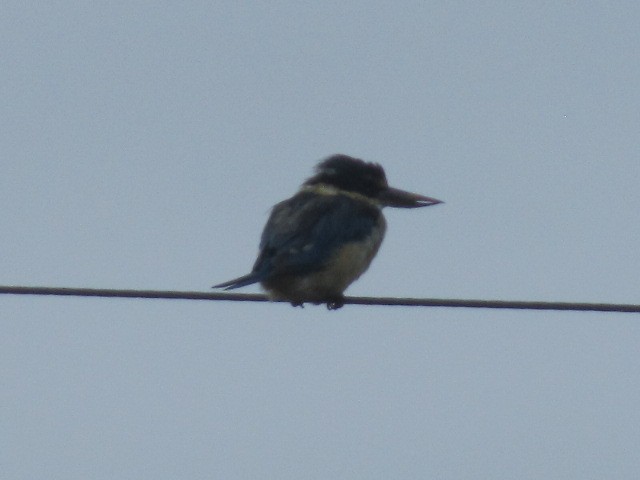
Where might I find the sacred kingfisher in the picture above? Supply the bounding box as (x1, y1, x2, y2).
(213, 154, 442, 309)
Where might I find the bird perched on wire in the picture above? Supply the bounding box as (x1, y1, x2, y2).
(213, 154, 443, 309)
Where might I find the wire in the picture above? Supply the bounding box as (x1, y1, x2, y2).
(1, 285, 638, 313)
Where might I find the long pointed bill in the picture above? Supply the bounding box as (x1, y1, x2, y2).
(379, 186, 444, 208)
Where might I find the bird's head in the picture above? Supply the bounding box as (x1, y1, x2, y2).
(304, 154, 443, 208)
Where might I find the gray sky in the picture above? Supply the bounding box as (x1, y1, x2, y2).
(3, 2, 640, 479)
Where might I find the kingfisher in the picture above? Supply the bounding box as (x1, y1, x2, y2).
(213, 154, 443, 309)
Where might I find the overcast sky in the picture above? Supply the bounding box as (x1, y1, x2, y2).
(3, 2, 640, 479)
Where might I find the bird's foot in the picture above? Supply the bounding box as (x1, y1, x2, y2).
(290, 301, 305, 308)
(326, 296, 345, 310)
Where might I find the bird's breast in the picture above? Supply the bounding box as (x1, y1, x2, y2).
(262, 215, 386, 303)
(321, 219, 386, 290)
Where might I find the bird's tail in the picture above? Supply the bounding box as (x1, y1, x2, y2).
(212, 272, 262, 290)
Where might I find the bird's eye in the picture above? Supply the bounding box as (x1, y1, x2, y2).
(366, 173, 383, 185)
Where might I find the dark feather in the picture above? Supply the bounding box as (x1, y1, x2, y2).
(212, 272, 263, 290)
(252, 191, 381, 280)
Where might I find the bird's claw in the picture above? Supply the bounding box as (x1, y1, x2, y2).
(326, 297, 345, 310)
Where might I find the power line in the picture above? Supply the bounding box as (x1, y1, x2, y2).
(1, 285, 638, 313)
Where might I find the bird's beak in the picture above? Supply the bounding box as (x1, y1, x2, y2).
(378, 186, 443, 208)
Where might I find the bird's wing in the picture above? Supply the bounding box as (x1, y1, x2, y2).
(252, 191, 381, 279)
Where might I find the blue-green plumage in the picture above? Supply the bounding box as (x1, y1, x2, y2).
(213, 154, 442, 309)
(257, 191, 386, 307)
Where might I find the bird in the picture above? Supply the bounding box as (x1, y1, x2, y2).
(213, 154, 443, 309)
